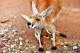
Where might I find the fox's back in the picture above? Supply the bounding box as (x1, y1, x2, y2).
(35, 0, 62, 24)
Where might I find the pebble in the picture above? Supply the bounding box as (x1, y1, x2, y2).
(15, 39, 18, 41)
(20, 41, 23, 45)
(25, 47, 28, 50)
(31, 46, 36, 49)
(4, 29, 8, 32)
(78, 44, 80, 47)
(2, 47, 7, 52)
(19, 37, 23, 40)
(0, 31, 4, 35)
(12, 30, 17, 32)
(11, 45, 15, 48)
(45, 51, 51, 53)
(73, 46, 78, 50)
(63, 45, 68, 49)
(60, 42, 64, 46)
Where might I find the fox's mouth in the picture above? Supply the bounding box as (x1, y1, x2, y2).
(32, 24, 37, 28)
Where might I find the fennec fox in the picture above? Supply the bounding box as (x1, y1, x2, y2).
(21, 0, 66, 51)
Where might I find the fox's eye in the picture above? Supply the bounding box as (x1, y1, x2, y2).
(36, 19, 40, 21)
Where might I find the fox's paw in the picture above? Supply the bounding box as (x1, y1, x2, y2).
(38, 47, 44, 52)
(51, 46, 57, 50)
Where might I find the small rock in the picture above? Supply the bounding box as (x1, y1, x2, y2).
(45, 51, 51, 53)
(73, 46, 78, 50)
(11, 45, 15, 48)
(19, 37, 23, 40)
(20, 41, 23, 45)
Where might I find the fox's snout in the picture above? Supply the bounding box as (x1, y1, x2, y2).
(27, 21, 38, 29)
(27, 22, 33, 28)
(27, 22, 32, 25)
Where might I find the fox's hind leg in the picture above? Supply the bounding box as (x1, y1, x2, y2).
(46, 25, 57, 50)
(51, 32, 57, 50)
(47, 25, 57, 50)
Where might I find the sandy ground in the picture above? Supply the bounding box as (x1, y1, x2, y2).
(0, 0, 80, 52)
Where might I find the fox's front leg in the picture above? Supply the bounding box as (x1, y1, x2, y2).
(35, 28, 44, 51)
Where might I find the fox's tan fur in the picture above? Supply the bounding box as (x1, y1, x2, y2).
(21, 0, 62, 50)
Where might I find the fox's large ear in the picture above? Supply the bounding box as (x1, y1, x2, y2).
(32, 1, 38, 16)
(40, 6, 52, 17)
(21, 14, 31, 22)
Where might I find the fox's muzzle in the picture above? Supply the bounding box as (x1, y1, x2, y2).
(27, 22, 33, 28)
(27, 22, 32, 25)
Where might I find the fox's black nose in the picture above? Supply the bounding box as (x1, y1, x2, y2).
(27, 22, 31, 25)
